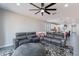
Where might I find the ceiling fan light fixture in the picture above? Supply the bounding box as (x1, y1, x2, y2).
(16, 3, 20, 6)
(29, 3, 56, 16)
(41, 9, 44, 12)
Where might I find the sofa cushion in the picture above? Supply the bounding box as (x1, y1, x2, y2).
(16, 36, 27, 40)
(43, 38, 61, 43)
(16, 33, 26, 37)
(26, 32, 36, 35)
(26, 33, 40, 43)
(27, 35, 37, 39)
(53, 32, 64, 38)
(19, 39, 31, 45)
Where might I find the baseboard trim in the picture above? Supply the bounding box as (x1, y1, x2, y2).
(0, 44, 13, 49)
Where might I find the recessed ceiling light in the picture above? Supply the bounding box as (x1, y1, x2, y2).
(64, 4, 68, 7)
(16, 3, 20, 6)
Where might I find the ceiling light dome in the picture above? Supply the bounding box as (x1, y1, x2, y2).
(41, 9, 44, 12)
(16, 3, 20, 6)
(65, 4, 68, 7)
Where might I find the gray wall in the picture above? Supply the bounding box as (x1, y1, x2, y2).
(0, 9, 45, 47)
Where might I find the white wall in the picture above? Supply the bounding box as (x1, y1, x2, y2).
(0, 9, 5, 47)
(0, 9, 45, 47)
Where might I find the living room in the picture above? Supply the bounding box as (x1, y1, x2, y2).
(0, 2, 79, 56)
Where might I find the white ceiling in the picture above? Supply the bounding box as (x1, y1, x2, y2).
(0, 3, 79, 24)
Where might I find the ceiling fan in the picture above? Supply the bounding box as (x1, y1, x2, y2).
(29, 3, 57, 16)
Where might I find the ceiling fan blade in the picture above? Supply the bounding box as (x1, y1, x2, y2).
(41, 12, 43, 16)
(45, 3, 56, 8)
(30, 3, 40, 9)
(41, 3, 44, 7)
(45, 9, 56, 11)
(45, 11, 50, 14)
(30, 9, 40, 11)
(35, 11, 40, 14)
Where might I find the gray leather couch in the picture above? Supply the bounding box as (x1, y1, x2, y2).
(14, 32, 66, 49)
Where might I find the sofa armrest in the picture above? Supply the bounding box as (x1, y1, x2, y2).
(13, 37, 28, 49)
(13, 38, 19, 49)
(60, 38, 67, 46)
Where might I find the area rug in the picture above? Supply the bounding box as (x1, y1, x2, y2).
(44, 44, 73, 56)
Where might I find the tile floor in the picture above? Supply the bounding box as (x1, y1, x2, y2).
(69, 32, 79, 56)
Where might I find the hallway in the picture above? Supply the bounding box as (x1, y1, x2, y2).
(68, 32, 79, 56)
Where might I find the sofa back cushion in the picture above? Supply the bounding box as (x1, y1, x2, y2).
(26, 32, 36, 38)
(16, 33, 26, 37)
(53, 32, 64, 39)
(26, 32, 40, 43)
